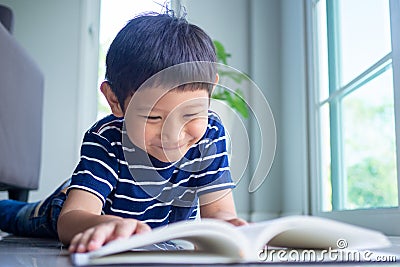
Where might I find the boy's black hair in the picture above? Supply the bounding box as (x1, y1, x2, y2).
(105, 13, 217, 110)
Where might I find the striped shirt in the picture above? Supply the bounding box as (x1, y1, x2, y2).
(68, 111, 235, 228)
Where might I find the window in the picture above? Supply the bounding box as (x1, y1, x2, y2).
(307, 0, 400, 234)
(97, 0, 169, 119)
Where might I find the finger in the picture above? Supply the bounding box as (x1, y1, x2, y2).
(135, 221, 152, 234)
(229, 218, 248, 226)
(87, 221, 125, 251)
(68, 232, 83, 253)
(74, 228, 96, 253)
(112, 219, 139, 239)
(86, 226, 112, 252)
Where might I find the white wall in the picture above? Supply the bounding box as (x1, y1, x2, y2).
(0, 0, 99, 201)
(280, 0, 308, 216)
(249, 0, 283, 221)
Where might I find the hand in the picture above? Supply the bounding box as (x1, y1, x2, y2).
(68, 218, 151, 253)
(225, 217, 248, 226)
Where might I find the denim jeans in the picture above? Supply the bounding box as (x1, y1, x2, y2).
(0, 179, 70, 238)
(0, 179, 184, 250)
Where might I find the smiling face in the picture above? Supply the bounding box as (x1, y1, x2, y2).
(124, 88, 210, 162)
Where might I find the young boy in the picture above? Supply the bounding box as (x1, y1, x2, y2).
(0, 13, 246, 253)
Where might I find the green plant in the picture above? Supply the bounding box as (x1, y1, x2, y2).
(212, 40, 249, 119)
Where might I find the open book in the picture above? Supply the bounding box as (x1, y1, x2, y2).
(71, 215, 391, 265)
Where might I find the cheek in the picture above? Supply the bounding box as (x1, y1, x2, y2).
(126, 121, 154, 148)
(143, 125, 159, 143)
(127, 126, 144, 148)
(186, 118, 208, 139)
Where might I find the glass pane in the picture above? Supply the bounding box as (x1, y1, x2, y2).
(342, 68, 397, 210)
(320, 103, 332, 211)
(337, 0, 391, 86)
(97, 0, 169, 119)
(315, 0, 329, 102)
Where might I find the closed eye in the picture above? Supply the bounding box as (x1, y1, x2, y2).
(184, 113, 200, 118)
(143, 116, 162, 120)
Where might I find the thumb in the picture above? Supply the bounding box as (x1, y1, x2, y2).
(135, 222, 152, 234)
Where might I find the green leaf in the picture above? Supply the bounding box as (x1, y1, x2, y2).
(213, 40, 231, 65)
(218, 70, 247, 84)
(212, 40, 249, 119)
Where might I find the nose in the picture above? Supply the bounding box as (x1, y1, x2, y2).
(161, 116, 184, 145)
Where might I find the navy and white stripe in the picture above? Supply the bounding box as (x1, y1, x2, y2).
(69, 111, 234, 229)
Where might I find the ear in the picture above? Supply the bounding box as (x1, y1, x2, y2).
(210, 73, 220, 95)
(100, 81, 124, 117)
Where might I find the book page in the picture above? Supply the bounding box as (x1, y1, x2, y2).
(74, 219, 249, 264)
(236, 215, 391, 258)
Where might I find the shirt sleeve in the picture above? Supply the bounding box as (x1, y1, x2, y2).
(193, 112, 236, 195)
(68, 131, 119, 204)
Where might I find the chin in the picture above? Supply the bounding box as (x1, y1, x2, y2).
(149, 140, 198, 162)
(153, 149, 189, 163)
(159, 153, 185, 163)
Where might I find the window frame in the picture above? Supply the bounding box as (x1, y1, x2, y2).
(306, 0, 400, 235)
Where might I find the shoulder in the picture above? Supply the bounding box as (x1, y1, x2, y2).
(205, 110, 226, 138)
(88, 114, 124, 135)
(79, 115, 125, 159)
(208, 110, 222, 124)
(84, 115, 124, 143)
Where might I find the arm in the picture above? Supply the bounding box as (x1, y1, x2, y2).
(57, 189, 150, 253)
(199, 189, 247, 226)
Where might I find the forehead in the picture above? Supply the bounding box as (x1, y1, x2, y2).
(128, 88, 209, 112)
